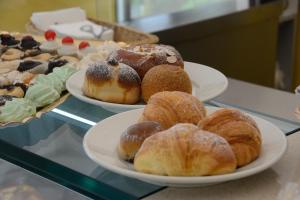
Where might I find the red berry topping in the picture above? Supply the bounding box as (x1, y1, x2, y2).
(79, 41, 90, 50)
(45, 30, 56, 41)
(62, 36, 74, 44)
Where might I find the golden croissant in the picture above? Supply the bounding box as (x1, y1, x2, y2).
(140, 91, 206, 129)
(134, 123, 237, 176)
(198, 108, 262, 167)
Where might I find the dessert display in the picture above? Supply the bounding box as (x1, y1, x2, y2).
(82, 60, 141, 104)
(80, 43, 195, 106)
(139, 91, 206, 129)
(198, 108, 262, 167)
(134, 123, 237, 176)
(118, 121, 163, 161)
(0, 64, 76, 124)
(141, 64, 192, 102)
(0, 29, 130, 125)
(107, 44, 184, 80)
(117, 92, 262, 177)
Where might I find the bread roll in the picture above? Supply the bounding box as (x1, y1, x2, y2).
(83, 61, 141, 104)
(134, 123, 237, 176)
(198, 108, 262, 167)
(140, 91, 206, 129)
(142, 65, 192, 102)
(118, 121, 163, 161)
(107, 44, 184, 79)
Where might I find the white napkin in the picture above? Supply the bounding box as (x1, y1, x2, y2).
(49, 20, 114, 40)
(31, 7, 86, 31)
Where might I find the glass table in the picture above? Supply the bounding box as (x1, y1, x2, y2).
(0, 78, 299, 200)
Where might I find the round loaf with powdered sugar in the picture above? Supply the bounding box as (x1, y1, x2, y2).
(82, 60, 141, 104)
(107, 44, 184, 79)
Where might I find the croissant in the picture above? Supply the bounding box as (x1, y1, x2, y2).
(139, 91, 206, 129)
(198, 108, 262, 167)
(134, 123, 237, 176)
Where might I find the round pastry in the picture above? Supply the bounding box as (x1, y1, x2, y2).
(25, 83, 60, 107)
(0, 98, 36, 123)
(40, 30, 59, 53)
(0, 83, 27, 98)
(0, 34, 20, 47)
(134, 123, 237, 176)
(0, 95, 13, 106)
(198, 108, 262, 167)
(107, 44, 184, 79)
(20, 35, 40, 50)
(24, 53, 53, 62)
(140, 91, 206, 129)
(83, 61, 141, 104)
(141, 65, 192, 102)
(17, 60, 48, 74)
(118, 121, 163, 161)
(46, 59, 68, 74)
(77, 41, 97, 58)
(1, 48, 24, 61)
(57, 37, 77, 56)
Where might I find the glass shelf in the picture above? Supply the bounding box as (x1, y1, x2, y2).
(0, 97, 164, 200)
(0, 82, 299, 199)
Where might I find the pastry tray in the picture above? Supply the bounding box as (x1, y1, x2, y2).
(0, 92, 70, 128)
(0, 31, 76, 128)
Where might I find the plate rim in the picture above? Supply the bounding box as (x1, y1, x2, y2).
(83, 107, 287, 185)
(66, 61, 228, 110)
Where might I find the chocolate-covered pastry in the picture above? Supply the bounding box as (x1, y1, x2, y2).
(0, 83, 27, 98)
(118, 121, 163, 161)
(0, 34, 20, 47)
(0, 95, 13, 106)
(20, 35, 40, 50)
(18, 60, 42, 72)
(17, 60, 48, 74)
(46, 59, 68, 74)
(107, 44, 184, 79)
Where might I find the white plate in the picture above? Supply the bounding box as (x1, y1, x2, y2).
(66, 62, 228, 113)
(83, 106, 287, 187)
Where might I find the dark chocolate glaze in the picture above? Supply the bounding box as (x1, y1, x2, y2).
(46, 59, 68, 74)
(0, 34, 20, 46)
(20, 36, 40, 50)
(17, 60, 42, 72)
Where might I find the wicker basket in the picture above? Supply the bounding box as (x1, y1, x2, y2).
(26, 18, 159, 45)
